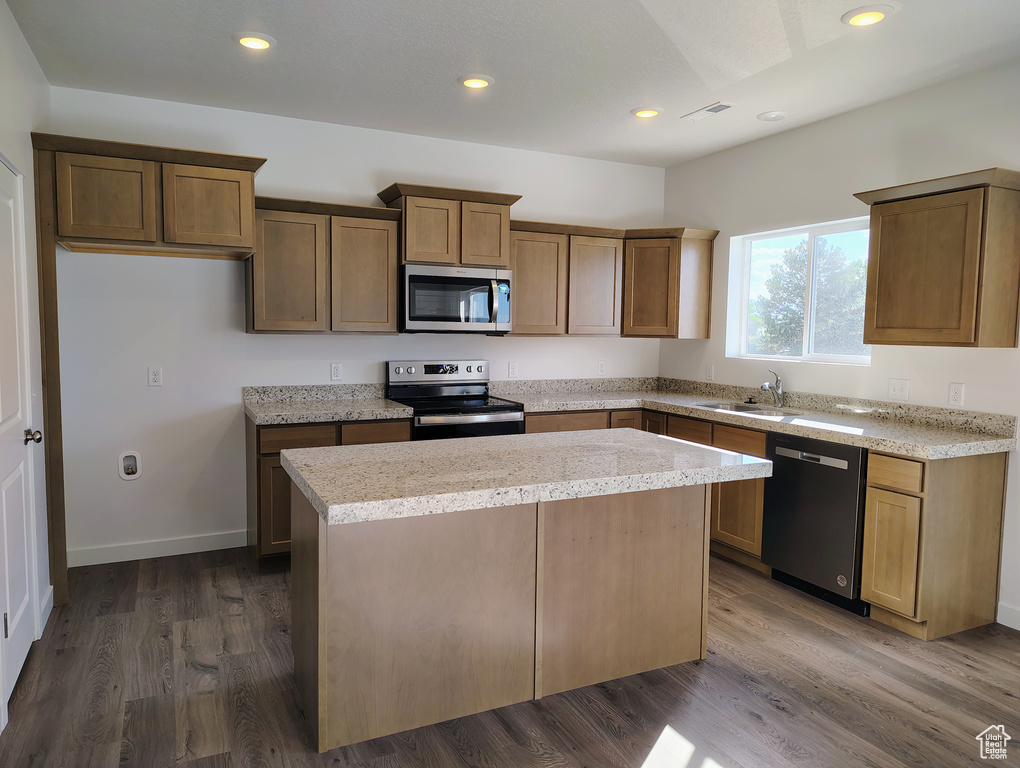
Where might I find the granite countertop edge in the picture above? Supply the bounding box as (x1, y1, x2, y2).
(280, 449, 772, 525)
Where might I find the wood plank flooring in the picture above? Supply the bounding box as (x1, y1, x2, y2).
(1, 549, 1017, 767)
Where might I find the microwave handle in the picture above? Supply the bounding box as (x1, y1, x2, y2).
(490, 279, 499, 323)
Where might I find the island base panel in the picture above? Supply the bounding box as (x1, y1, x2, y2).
(537, 485, 709, 697)
(292, 488, 538, 752)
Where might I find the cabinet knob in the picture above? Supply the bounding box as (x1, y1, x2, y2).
(24, 429, 43, 445)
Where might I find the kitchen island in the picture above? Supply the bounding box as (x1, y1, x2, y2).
(282, 428, 771, 751)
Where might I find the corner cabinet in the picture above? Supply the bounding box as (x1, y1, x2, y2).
(44, 136, 265, 259)
(246, 198, 400, 334)
(860, 451, 1007, 640)
(855, 168, 1020, 347)
(622, 228, 717, 339)
(378, 183, 520, 267)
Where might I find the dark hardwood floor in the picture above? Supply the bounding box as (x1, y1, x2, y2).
(1, 548, 1017, 767)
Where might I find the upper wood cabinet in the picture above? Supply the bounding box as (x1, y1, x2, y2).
(568, 235, 624, 335)
(55, 153, 158, 242)
(378, 183, 520, 268)
(250, 209, 329, 332)
(855, 169, 1020, 347)
(510, 230, 569, 335)
(331, 216, 399, 333)
(622, 228, 717, 339)
(41, 135, 265, 259)
(163, 164, 255, 248)
(404, 196, 461, 264)
(247, 198, 401, 334)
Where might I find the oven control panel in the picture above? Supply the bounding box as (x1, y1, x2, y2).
(388, 360, 489, 384)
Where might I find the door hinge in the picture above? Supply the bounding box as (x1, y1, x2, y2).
(3, 612, 7, 639)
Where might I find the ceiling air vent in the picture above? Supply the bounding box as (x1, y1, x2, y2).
(681, 102, 735, 122)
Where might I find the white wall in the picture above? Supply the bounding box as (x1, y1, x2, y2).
(48, 88, 664, 566)
(0, 0, 52, 635)
(661, 57, 1020, 629)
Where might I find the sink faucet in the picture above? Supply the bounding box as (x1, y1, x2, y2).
(761, 369, 784, 408)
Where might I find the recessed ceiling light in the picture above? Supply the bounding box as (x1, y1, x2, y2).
(237, 33, 276, 50)
(631, 108, 660, 119)
(459, 75, 494, 89)
(757, 111, 788, 122)
(841, 4, 894, 26)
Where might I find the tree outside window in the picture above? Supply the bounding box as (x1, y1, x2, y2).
(741, 219, 871, 362)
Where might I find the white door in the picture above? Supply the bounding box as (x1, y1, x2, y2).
(0, 159, 36, 729)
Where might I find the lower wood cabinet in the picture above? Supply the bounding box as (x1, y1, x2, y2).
(860, 451, 1006, 640)
(609, 410, 643, 429)
(709, 425, 767, 558)
(525, 411, 609, 433)
(247, 418, 411, 558)
(642, 411, 666, 434)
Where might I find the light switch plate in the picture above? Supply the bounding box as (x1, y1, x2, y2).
(706, 364, 715, 382)
(888, 378, 909, 401)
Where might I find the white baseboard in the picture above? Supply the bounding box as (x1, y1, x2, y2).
(997, 601, 1020, 631)
(67, 529, 248, 567)
(36, 584, 54, 638)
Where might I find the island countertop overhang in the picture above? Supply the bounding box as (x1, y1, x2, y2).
(281, 427, 772, 525)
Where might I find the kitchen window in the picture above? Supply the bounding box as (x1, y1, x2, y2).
(732, 217, 871, 363)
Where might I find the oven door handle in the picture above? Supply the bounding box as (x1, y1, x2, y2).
(489, 279, 499, 323)
(415, 411, 524, 426)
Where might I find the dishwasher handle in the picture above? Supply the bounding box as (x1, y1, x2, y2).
(774, 445, 849, 470)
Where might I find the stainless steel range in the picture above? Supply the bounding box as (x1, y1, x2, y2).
(386, 360, 524, 441)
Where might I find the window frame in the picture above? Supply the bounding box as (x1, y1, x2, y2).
(735, 216, 871, 365)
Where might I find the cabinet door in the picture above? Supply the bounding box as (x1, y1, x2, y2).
(666, 415, 712, 445)
(55, 152, 157, 241)
(251, 210, 329, 331)
(510, 231, 568, 335)
(331, 217, 399, 333)
(461, 202, 510, 267)
(864, 188, 984, 345)
(163, 164, 255, 248)
(609, 410, 643, 429)
(860, 488, 921, 617)
(710, 425, 767, 556)
(404, 197, 460, 264)
(259, 457, 294, 555)
(567, 236, 624, 335)
(623, 238, 678, 337)
(642, 411, 666, 435)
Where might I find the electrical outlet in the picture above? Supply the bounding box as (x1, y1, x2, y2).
(508, 361, 519, 378)
(597, 360, 607, 377)
(706, 364, 715, 382)
(330, 362, 343, 382)
(888, 378, 909, 402)
(948, 382, 965, 407)
(148, 366, 163, 387)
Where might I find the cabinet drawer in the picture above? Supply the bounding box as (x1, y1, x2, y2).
(526, 411, 609, 433)
(666, 415, 712, 446)
(712, 424, 767, 459)
(259, 424, 338, 454)
(341, 420, 411, 445)
(868, 454, 924, 493)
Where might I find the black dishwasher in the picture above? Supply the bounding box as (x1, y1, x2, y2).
(761, 433, 869, 614)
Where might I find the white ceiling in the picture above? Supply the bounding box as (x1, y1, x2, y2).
(9, 0, 1020, 167)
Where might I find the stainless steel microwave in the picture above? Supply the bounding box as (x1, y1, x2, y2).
(403, 265, 512, 334)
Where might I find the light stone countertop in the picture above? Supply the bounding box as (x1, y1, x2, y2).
(281, 428, 771, 525)
(244, 397, 412, 425)
(514, 391, 1016, 460)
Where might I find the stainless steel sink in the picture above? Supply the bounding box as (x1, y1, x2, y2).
(694, 401, 763, 412)
(694, 402, 800, 417)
